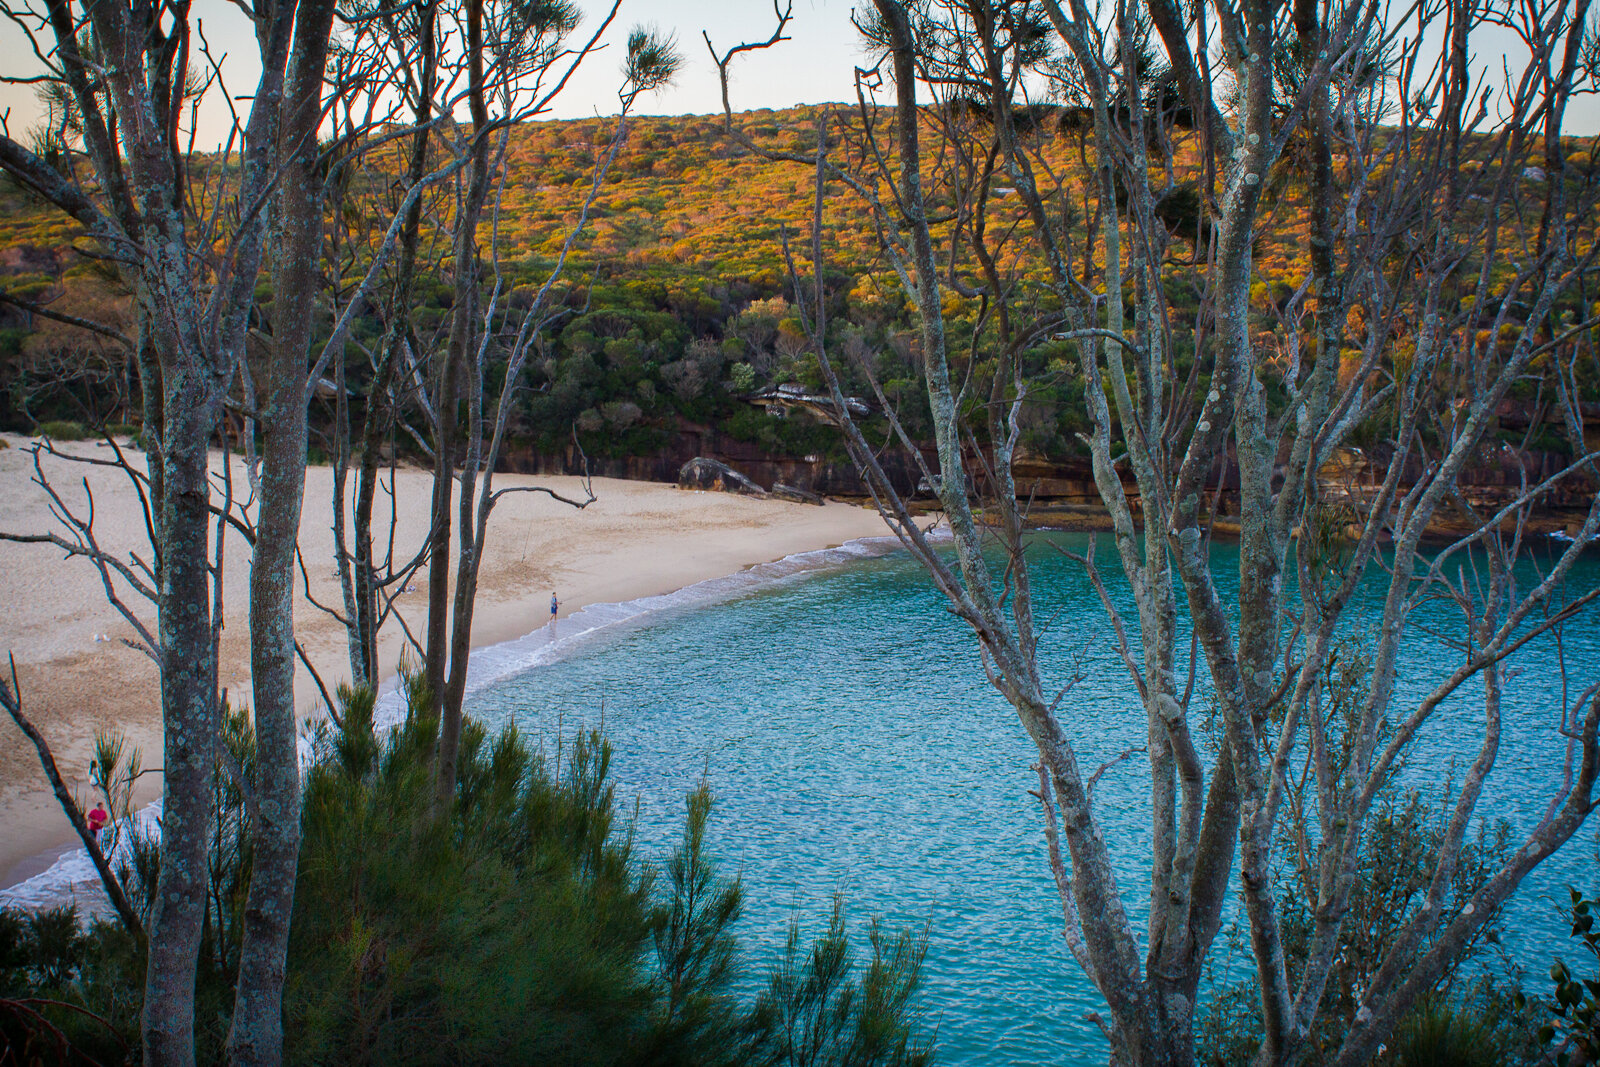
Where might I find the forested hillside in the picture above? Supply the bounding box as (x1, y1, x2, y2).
(0, 103, 1594, 487)
(0, 105, 1290, 466)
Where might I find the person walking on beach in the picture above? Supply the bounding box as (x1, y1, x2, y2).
(549, 592, 560, 628)
(87, 801, 109, 840)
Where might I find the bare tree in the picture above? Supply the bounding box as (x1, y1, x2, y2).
(320, 0, 446, 691)
(287, 0, 684, 815)
(423, 0, 602, 736)
(715, 0, 1600, 1062)
(424, 8, 682, 808)
(0, 0, 338, 1059)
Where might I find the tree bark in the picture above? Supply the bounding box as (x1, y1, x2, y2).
(142, 341, 222, 1067)
(430, 0, 491, 807)
(348, 0, 438, 688)
(227, 1, 337, 1061)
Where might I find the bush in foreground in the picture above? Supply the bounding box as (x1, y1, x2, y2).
(1, 677, 934, 1065)
(286, 682, 933, 1065)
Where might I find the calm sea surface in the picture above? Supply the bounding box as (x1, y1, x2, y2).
(468, 533, 1600, 1065)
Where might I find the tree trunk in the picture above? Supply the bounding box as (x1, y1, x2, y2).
(431, 0, 490, 808)
(227, 1, 336, 1060)
(348, 1, 437, 687)
(142, 343, 222, 1067)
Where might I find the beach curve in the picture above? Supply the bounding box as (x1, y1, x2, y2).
(0, 432, 892, 899)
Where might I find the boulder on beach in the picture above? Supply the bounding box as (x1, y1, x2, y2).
(678, 457, 768, 497)
(771, 481, 824, 505)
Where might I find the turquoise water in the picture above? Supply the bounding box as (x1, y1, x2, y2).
(468, 534, 1600, 1065)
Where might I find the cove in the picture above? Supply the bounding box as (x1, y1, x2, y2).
(469, 532, 1600, 1065)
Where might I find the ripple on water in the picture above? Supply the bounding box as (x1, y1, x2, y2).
(7, 533, 1585, 1066)
(474, 535, 1600, 1065)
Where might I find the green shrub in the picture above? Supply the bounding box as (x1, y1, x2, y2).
(287, 684, 936, 1066)
(651, 782, 744, 1057)
(743, 897, 933, 1067)
(1197, 641, 1526, 1065)
(1526, 889, 1600, 1066)
(0, 905, 142, 1061)
(23, 906, 84, 987)
(35, 420, 88, 441)
(1384, 987, 1540, 1067)
(287, 707, 656, 1065)
(0, 327, 28, 359)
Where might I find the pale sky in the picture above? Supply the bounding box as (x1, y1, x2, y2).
(0, 0, 870, 146)
(0, 0, 1594, 147)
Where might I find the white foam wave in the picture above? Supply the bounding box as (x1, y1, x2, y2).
(1, 532, 912, 912)
(0, 802, 162, 917)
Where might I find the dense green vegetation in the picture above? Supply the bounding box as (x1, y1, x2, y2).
(2, 106, 1596, 472)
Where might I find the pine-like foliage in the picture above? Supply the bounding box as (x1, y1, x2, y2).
(0, 679, 937, 1066)
(651, 781, 745, 1058)
(743, 896, 933, 1067)
(287, 693, 656, 1064)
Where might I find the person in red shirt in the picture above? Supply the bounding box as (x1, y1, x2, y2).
(86, 801, 109, 839)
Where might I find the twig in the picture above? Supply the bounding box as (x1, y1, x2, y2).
(1087, 745, 1146, 799)
(1028, 762, 1096, 976)
(295, 640, 338, 724)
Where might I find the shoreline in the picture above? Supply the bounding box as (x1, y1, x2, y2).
(369, 532, 919, 729)
(6, 435, 1590, 900)
(0, 531, 911, 909)
(0, 434, 892, 894)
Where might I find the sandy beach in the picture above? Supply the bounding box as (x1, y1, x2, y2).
(0, 433, 890, 889)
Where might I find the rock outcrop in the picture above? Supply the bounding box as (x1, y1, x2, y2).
(770, 481, 824, 505)
(678, 457, 768, 496)
(748, 383, 873, 426)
